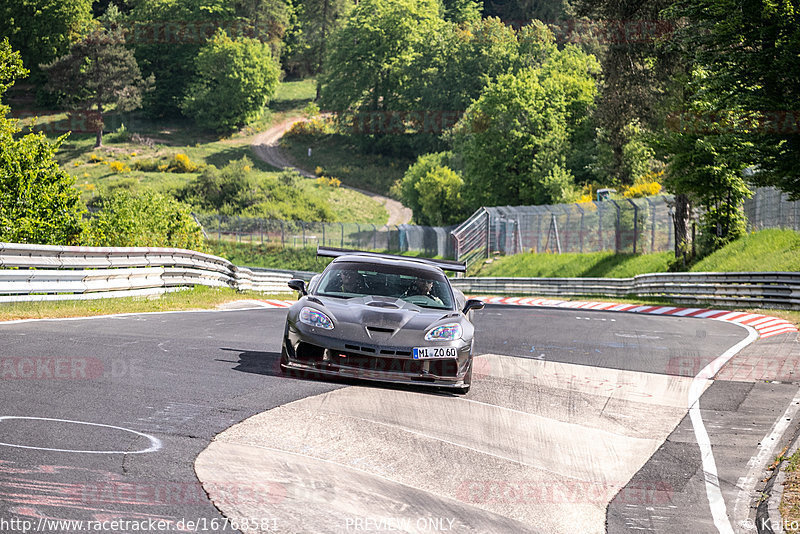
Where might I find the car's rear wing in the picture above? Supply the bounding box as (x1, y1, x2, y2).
(317, 246, 467, 273)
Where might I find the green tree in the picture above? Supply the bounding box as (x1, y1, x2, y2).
(391, 152, 460, 224)
(130, 0, 231, 117)
(284, 0, 353, 94)
(404, 17, 520, 114)
(414, 165, 467, 226)
(662, 133, 751, 255)
(451, 69, 576, 209)
(0, 0, 92, 85)
(573, 0, 683, 185)
(42, 28, 152, 147)
(84, 189, 204, 249)
(0, 39, 84, 245)
(181, 29, 280, 132)
(441, 0, 482, 22)
(670, 0, 800, 198)
(319, 0, 442, 113)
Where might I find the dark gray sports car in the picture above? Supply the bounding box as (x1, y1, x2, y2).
(281, 247, 484, 393)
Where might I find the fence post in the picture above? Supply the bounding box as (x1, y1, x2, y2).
(259, 219, 263, 244)
(667, 208, 673, 251)
(485, 211, 490, 258)
(372, 224, 377, 250)
(594, 201, 603, 250)
(302, 221, 306, 247)
(535, 210, 542, 253)
(217, 215, 221, 241)
(626, 198, 639, 254)
(646, 197, 656, 252)
(280, 221, 285, 247)
(576, 203, 585, 253)
(340, 223, 344, 247)
(609, 200, 621, 253)
(355, 223, 361, 249)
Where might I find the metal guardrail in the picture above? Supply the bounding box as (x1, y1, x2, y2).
(2, 242, 799, 310)
(450, 272, 800, 310)
(0, 243, 294, 302)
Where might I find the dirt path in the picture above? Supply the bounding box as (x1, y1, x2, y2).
(251, 117, 413, 226)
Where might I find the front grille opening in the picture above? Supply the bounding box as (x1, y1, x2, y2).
(333, 353, 458, 377)
(367, 326, 394, 334)
(296, 342, 325, 362)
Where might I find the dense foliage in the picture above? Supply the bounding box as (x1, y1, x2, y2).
(181, 30, 280, 132)
(42, 27, 152, 146)
(178, 158, 334, 221)
(83, 189, 204, 249)
(0, 39, 84, 245)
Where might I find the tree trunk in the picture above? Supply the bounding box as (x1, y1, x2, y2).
(673, 193, 691, 265)
(94, 102, 104, 148)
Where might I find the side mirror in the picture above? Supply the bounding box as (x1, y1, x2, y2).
(462, 299, 485, 314)
(288, 279, 307, 296)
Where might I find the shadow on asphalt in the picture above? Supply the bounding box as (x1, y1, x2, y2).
(223, 348, 461, 398)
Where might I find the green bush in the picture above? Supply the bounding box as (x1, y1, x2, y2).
(181, 29, 280, 132)
(83, 189, 204, 250)
(178, 158, 333, 221)
(392, 152, 468, 225)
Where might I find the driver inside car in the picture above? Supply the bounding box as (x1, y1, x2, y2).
(403, 278, 443, 304)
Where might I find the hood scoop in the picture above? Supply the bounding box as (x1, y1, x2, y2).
(365, 297, 402, 309)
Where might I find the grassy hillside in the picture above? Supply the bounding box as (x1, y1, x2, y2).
(22, 79, 387, 224)
(474, 229, 800, 277)
(691, 228, 800, 272)
(476, 251, 673, 278)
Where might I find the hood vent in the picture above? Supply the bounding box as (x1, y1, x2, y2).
(367, 301, 400, 309)
(367, 326, 395, 334)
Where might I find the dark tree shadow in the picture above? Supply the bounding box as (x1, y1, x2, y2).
(269, 97, 313, 113)
(205, 145, 273, 171)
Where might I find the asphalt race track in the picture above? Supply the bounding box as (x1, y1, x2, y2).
(0, 304, 798, 533)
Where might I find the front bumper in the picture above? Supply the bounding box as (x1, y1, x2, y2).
(283, 324, 472, 388)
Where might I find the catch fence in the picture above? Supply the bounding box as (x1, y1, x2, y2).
(451, 196, 676, 271)
(194, 215, 456, 258)
(744, 187, 800, 232)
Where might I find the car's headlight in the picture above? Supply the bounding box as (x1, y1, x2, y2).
(299, 307, 334, 330)
(425, 323, 462, 341)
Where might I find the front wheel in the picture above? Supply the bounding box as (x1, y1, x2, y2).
(454, 361, 473, 394)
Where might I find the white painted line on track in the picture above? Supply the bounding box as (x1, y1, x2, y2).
(688, 323, 759, 534)
(0, 416, 162, 454)
(733, 387, 800, 532)
(471, 295, 798, 339)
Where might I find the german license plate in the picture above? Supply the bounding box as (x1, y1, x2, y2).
(413, 347, 457, 359)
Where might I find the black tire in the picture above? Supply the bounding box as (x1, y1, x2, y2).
(454, 360, 473, 394)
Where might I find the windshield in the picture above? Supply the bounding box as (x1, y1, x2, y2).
(315, 262, 454, 309)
